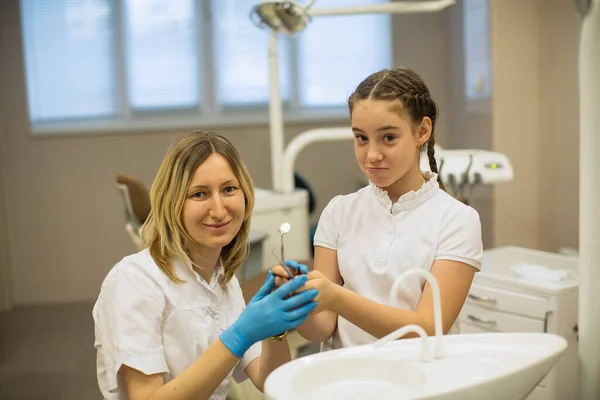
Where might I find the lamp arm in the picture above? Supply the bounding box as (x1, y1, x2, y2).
(308, 0, 455, 17)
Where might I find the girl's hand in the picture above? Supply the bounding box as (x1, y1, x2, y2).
(296, 270, 339, 314)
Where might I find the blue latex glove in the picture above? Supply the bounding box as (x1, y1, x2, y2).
(284, 259, 309, 275)
(220, 272, 317, 358)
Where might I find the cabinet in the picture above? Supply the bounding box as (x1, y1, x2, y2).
(458, 246, 579, 399)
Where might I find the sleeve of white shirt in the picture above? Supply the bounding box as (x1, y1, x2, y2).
(231, 342, 261, 383)
(94, 263, 169, 392)
(229, 276, 262, 383)
(314, 195, 344, 250)
(435, 205, 483, 270)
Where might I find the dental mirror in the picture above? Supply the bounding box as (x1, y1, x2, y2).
(278, 222, 294, 278)
(279, 222, 291, 236)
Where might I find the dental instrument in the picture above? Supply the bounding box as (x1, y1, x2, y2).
(418, 147, 513, 204)
(277, 222, 295, 278)
(269, 222, 299, 279)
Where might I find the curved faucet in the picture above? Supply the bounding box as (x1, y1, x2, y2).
(373, 324, 432, 362)
(372, 269, 446, 361)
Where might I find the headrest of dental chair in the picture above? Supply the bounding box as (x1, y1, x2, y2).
(116, 173, 151, 225)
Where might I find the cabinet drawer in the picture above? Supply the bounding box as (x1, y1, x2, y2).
(467, 283, 550, 319)
(459, 321, 495, 334)
(460, 304, 545, 333)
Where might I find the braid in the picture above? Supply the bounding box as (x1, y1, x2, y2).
(413, 93, 446, 191)
(423, 97, 446, 191)
(426, 136, 446, 191)
(427, 137, 438, 173)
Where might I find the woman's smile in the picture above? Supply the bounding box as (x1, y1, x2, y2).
(203, 220, 232, 232)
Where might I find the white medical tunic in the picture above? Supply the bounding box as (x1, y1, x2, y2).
(314, 173, 483, 350)
(93, 249, 261, 400)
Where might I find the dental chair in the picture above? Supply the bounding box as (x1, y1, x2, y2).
(115, 173, 151, 252)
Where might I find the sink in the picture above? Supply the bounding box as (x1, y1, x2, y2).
(285, 355, 427, 399)
(265, 332, 567, 400)
(264, 269, 568, 400)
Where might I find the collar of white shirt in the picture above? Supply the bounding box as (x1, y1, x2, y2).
(369, 171, 440, 213)
(173, 258, 226, 291)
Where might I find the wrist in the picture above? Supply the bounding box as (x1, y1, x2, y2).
(220, 324, 252, 358)
(329, 284, 346, 313)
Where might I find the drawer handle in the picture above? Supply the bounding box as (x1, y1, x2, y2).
(468, 314, 497, 325)
(544, 311, 553, 333)
(468, 293, 497, 304)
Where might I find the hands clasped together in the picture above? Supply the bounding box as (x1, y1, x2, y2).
(271, 260, 337, 316)
(219, 260, 334, 357)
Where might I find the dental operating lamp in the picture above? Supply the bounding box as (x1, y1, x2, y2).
(251, 0, 455, 35)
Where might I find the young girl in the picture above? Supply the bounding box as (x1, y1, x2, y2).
(93, 131, 318, 399)
(275, 66, 483, 350)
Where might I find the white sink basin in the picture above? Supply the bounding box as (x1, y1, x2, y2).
(265, 269, 568, 399)
(265, 332, 567, 400)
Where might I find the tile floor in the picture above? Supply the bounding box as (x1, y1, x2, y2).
(0, 302, 100, 400)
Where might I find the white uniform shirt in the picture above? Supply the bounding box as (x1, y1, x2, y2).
(314, 173, 483, 350)
(93, 249, 261, 400)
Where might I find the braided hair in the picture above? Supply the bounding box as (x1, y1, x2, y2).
(348, 66, 445, 191)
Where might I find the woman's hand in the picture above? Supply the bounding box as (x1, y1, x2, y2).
(272, 260, 309, 289)
(219, 272, 317, 357)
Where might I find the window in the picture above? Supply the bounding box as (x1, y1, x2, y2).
(20, 0, 391, 133)
(124, 0, 199, 110)
(298, 0, 391, 107)
(211, 0, 291, 107)
(463, 0, 491, 101)
(21, 0, 116, 121)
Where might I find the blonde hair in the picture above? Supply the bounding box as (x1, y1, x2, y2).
(140, 130, 255, 284)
